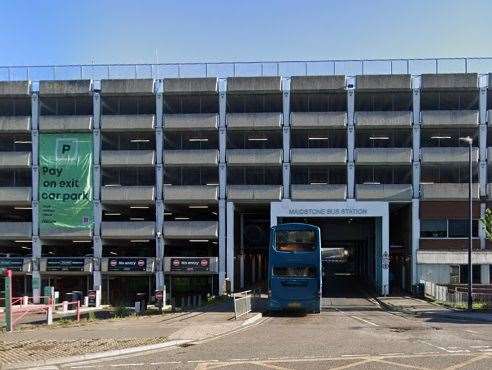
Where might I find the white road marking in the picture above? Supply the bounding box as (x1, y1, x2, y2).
(470, 345, 490, 349)
(149, 361, 182, 365)
(465, 329, 479, 334)
(230, 358, 252, 361)
(110, 364, 145, 367)
(413, 352, 439, 355)
(379, 353, 404, 356)
(418, 340, 454, 353)
(349, 315, 379, 326)
(188, 360, 219, 363)
(478, 348, 492, 352)
(341, 354, 370, 357)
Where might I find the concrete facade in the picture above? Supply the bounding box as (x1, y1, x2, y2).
(1, 68, 492, 306)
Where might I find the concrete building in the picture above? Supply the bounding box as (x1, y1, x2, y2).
(1, 59, 491, 305)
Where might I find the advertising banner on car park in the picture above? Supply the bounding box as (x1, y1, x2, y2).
(38, 133, 93, 233)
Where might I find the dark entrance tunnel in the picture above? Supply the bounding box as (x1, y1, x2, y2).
(283, 217, 376, 298)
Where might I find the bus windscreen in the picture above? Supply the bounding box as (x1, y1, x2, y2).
(273, 266, 316, 278)
(275, 230, 316, 252)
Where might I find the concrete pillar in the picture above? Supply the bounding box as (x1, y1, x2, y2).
(282, 78, 291, 199)
(32, 270, 41, 304)
(411, 199, 420, 286)
(481, 264, 491, 284)
(30, 83, 41, 302)
(381, 204, 390, 296)
(346, 77, 355, 199)
(226, 201, 235, 292)
(479, 74, 488, 197)
(91, 84, 102, 299)
(411, 76, 421, 199)
(218, 199, 226, 294)
(218, 78, 227, 294)
(239, 213, 244, 289)
(154, 80, 165, 293)
(411, 76, 422, 287)
(219, 77, 227, 196)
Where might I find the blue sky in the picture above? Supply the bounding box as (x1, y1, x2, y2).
(1, 0, 491, 66)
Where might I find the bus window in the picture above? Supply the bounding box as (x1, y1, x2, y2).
(275, 230, 316, 252)
(273, 266, 316, 278)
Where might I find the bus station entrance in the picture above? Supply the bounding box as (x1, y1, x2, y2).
(271, 200, 390, 296)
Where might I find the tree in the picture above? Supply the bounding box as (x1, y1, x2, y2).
(480, 208, 492, 241)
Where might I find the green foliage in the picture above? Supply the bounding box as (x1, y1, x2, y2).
(480, 208, 492, 241)
(87, 311, 97, 321)
(112, 306, 132, 318)
(55, 318, 73, 326)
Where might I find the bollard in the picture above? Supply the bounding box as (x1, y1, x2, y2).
(197, 295, 202, 306)
(187, 295, 192, 307)
(62, 301, 68, 313)
(76, 301, 80, 322)
(135, 301, 141, 314)
(22, 296, 29, 306)
(46, 306, 53, 325)
(84, 296, 89, 307)
(181, 297, 185, 308)
(193, 295, 197, 307)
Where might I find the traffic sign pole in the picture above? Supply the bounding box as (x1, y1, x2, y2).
(3, 269, 13, 331)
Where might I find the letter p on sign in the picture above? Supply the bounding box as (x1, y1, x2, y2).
(56, 138, 78, 161)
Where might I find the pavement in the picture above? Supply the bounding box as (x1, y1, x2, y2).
(2, 280, 492, 369)
(0, 300, 263, 369)
(375, 295, 492, 322)
(36, 292, 492, 370)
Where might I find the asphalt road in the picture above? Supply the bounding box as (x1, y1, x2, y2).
(54, 294, 492, 370)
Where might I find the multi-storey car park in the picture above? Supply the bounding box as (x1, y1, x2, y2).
(0, 58, 492, 306)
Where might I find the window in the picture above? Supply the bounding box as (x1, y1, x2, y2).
(276, 230, 316, 252)
(459, 265, 481, 284)
(421, 219, 479, 238)
(448, 220, 479, 238)
(450, 265, 460, 284)
(421, 220, 447, 238)
(273, 266, 316, 277)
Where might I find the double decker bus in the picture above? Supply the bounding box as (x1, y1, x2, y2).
(268, 223, 322, 313)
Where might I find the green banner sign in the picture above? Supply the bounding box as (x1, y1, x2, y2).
(39, 133, 93, 232)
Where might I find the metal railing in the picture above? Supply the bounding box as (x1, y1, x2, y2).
(233, 290, 252, 319)
(422, 280, 492, 308)
(1, 57, 492, 81)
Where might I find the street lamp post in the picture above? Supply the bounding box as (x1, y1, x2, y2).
(460, 136, 473, 310)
